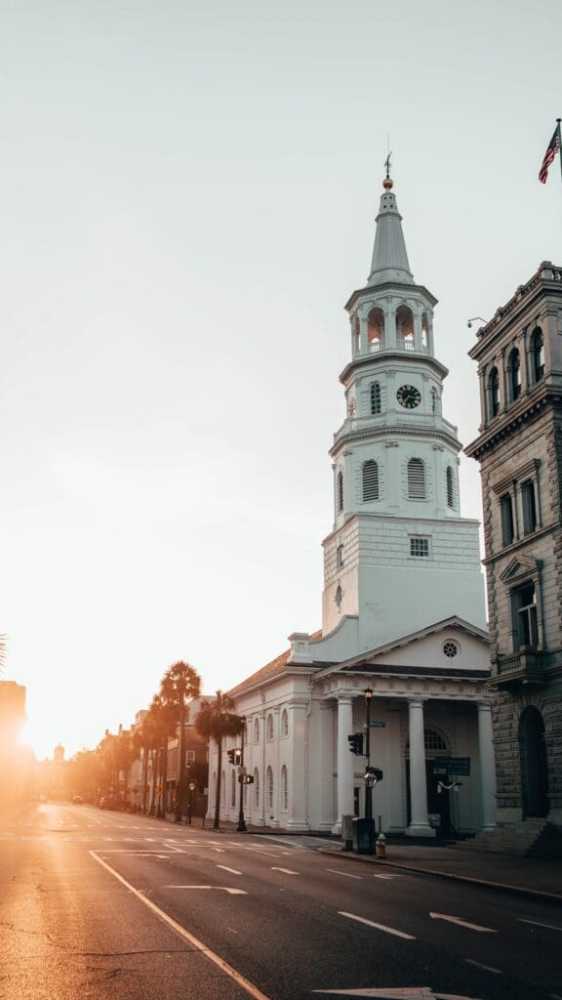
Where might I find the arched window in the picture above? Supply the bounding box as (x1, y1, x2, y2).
(508, 347, 521, 402)
(335, 584, 343, 609)
(281, 765, 288, 811)
(446, 466, 454, 509)
(231, 769, 236, 807)
(367, 307, 384, 352)
(500, 493, 514, 546)
(281, 709, 289, 737)
(266, 714, 274, 741)
(406, 728, 447, 757)
(337, 471, 344, 513)
(254, 768, 260, 809)
(421, 313, 429, 349)
(488, 367, 500, 418)
(370, 381, 381, 414)
(407, 458, 426, 499)
(266, 766, 274, 811)
(362, 460, 379, 502)
(336, 544, 344, 569)
(254, 718, 260, 743)
(531, 327, 545, 382)
(396, 305, 414, 350)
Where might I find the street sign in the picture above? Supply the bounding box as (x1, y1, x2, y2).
(433, 756, 471, 776)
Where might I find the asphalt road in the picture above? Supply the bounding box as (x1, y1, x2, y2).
(1, 803, 561, 1000)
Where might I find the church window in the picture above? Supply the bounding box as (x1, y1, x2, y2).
(266, 714, 274, 741)
(500, 493, 514, 546)
(370, 381, 381, 414)
(531, 327, 545, 382)
(362, 460, 379, 502)
(410, 536, 430, 558)
(254, 768, 260, 808)
(337, 471, 344, 513)
(280, 709, 289, 737)
(254, 718, 260, 743)
(521, 479, 537, 535)
(424, 729, 447, 752)
(508, 347, 521, 402)
(443, 640, 458, 658)
(488, 367, 500, 418)
(335, 584, 343, 609)
(336, 544, 344, 568)
(396, 305, 414, 350)
(446, 466, 455, 509)
(367, 307, 384, 352)
(266, 766, 274, 811)
(511, 581, 538, 649)
(407, 458, 426, 499)
(281, 765, 288, 811)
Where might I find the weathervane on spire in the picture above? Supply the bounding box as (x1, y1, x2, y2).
(383, 150, 393, 190)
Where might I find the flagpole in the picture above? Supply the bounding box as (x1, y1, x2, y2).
(558, 119, 562, 181)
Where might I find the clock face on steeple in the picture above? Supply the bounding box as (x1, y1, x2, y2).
(396, 384, 421, 409)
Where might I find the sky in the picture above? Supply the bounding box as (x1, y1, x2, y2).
(1, 0, 560, 759)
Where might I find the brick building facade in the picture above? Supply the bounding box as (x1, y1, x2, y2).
(466, 261, 562, 831)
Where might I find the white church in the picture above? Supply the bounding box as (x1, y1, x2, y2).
(208, 170, 496, 838)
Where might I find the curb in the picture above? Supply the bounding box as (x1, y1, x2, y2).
(317, 848, 562, 906)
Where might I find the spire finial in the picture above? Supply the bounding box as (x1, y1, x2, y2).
(383, 151, 393, 190)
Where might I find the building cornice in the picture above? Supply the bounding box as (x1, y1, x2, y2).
(330, 420, 462, 458)
(339, 351, 448, 386)
(321, 512, 482, 547)
(465, 385, 562, 459)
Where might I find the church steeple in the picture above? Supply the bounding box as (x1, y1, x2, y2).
(368, 166, 413, 287)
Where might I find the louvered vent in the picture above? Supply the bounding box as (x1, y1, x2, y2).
(407, 458, 426, 499)
(370, 382, 381, 415)
(446, 466, 454, 508)
(362, 460, 379, 502)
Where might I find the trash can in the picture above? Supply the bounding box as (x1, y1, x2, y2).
(341, 814, 354, 851)
(352, 817, 375, 854)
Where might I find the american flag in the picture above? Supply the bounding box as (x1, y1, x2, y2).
(538, 123, 561, 184)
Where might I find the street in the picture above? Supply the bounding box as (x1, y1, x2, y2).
(1, 803, 561, 1000)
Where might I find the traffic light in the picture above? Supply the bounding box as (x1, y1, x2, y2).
(234, 748, 242, 766)
(347, 733, 364, 756)
(365, 765, 384, 782)
(227, 749, 236, 765)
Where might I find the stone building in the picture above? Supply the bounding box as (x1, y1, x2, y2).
(466, 261, 562, 840)
(208, 171, 495, 837)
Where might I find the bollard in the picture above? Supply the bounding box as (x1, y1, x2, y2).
(375, 832, 386, 858)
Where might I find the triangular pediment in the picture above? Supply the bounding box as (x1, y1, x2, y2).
(499, 555, 539, 583)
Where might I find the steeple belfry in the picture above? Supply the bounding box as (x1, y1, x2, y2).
(368, 171, 413, 287)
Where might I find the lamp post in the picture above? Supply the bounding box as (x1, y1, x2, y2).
(236, 717, 247, 833)
(364, 687, 374, 822)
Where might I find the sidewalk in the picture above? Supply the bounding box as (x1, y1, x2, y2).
(318, 841, 562, 903)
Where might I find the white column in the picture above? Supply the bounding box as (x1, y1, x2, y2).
(406, 700, 435, 837)
(318, 701, 336, 831)
(272, 707, 281, 828)
(477, 702, 497, 831)
(359, 314, 368, 354)
(333, 694, 355, 834)
(286, 702, 309, 831)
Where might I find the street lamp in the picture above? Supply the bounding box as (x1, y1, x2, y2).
(236, 717, 247, 833)
(364, 687, 374, 822)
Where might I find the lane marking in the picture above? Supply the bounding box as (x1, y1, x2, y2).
(217, 865, 243, 876)
(90, 854, 266, 997)
(213, 848, 226, 854)
(464, 958, 502, 975)
(430, 913, 496, 934)
(164, 885, 247, 895)
(373, 874, 402, 880)
(271, 867, 299, 876)
(312, 990, 485, 998)
(520, 917, 562, 933)
(338, 911, 415, 940)
(326, 868, 363, 880)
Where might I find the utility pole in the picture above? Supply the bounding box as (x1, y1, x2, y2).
(236, 717, 247, 833)
(364, 687, 373, 822)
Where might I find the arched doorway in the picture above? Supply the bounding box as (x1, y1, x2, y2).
(519, 706, 548, 818)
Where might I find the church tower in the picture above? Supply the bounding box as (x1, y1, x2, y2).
(315, 169, 486, 660)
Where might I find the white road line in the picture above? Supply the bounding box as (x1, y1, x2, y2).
(520, 917, 562, 933)
(373, 874, 402, 880)
(430, 913, 497, 934)
(338, 911, 415, 940)
(464, 958, 502, 975)
(326, 869, 363, 880)
(89, 853, 266, 998)
(271, 866, 299, 876)
(213, 847, 225, 853)
(217, 865, 243, 876)
(164, 885, 247, 895)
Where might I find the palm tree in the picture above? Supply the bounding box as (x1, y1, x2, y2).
(195, 691, 243, 830)
(160, 661, 200, 822)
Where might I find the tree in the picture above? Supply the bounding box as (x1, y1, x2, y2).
(195, 691, 243, 830)
(160, 661, 200, 822)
